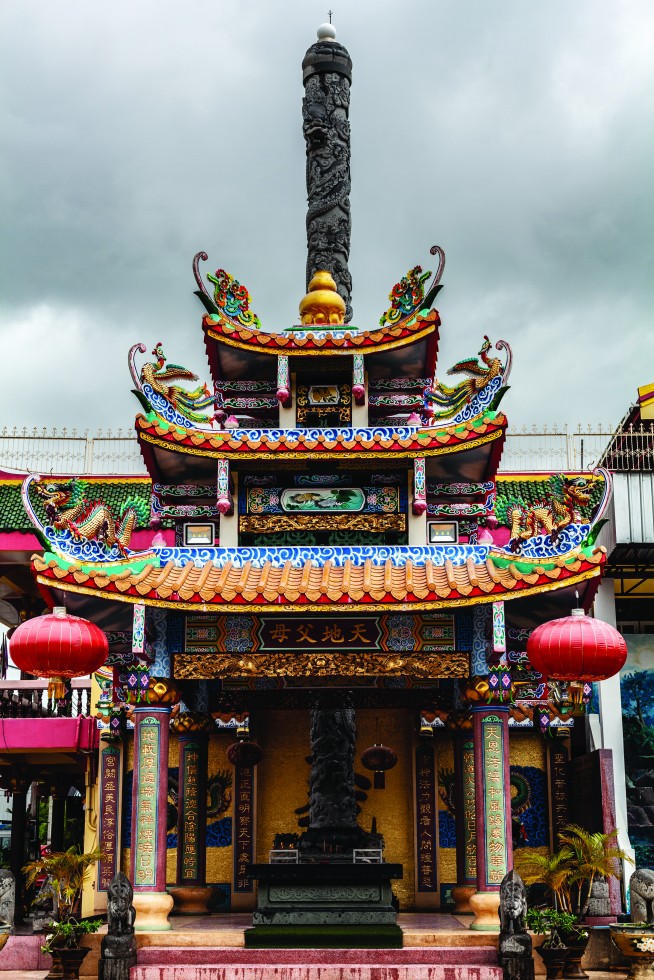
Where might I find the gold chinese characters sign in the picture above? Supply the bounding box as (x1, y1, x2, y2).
(415, 745, 437, 892)
(461, 739, 477, 882)
(98, 746, 120, 891)
(180, 612, 464, 679)
(185, 613, 456, 654)
(179, 740, 202, 883)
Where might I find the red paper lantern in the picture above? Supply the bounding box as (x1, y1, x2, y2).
(227, 740, 263, 767)
(10, 606, 108, 698)
(361, 743, 398, 789)
(527, 609, 627, 683)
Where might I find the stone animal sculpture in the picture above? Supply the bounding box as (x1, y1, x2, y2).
(0, 870, 15, 927)
(98, 873, 137, 980)
(630, 868, 654, 925)
(107, 872, 135, 935)
(34, 478, 148, 556)
(498, 870, 534, 980)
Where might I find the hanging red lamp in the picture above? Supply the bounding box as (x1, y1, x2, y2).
(361, 743, 398, 789)
(9, 606, 109, 699)
(227, 740, 263, 767)
(527, 608, 627, 683)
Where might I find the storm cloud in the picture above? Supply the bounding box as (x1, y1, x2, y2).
(0, 0, 652, 432)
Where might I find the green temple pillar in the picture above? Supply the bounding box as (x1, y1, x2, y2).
(169, 713, 214, 915)
(469, 706, 513, 931)
(451, 733, 477, 914)
(129, 678, 179, 931)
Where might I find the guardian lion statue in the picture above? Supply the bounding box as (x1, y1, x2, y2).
(630, 869, 654, 925)
(107, 872, 135, 935)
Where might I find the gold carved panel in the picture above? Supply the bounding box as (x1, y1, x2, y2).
(174, 650, 468, 680)
(239, 514, 406, 534)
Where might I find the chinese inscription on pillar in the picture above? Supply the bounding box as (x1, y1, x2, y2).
(415, 745, 437, 892)
(179, 740, 201, 882)
(482, 715, 508, 886)
(134, 717, 160, 888)
(462, 738, 477, 882)
(549, 742, 569, 844)
(98, 746, 120, 891)
(234, 765, 254, 893)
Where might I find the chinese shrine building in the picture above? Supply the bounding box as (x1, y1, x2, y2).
(8, 23, 625, 945)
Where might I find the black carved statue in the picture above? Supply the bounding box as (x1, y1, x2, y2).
(302, 27, 353, 322)
(98, 873, 137, 980)
(308, 695, 357, 830)
(498, 870, 534, 980)
(299, 693, 377, 855)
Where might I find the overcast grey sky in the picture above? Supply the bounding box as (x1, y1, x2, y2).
(1, 0, 652, 433)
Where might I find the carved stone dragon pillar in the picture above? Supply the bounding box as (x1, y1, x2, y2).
(302, 26, 353, 322)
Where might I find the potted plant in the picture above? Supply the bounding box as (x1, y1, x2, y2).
(516, 824, 631, 979)
(525, 908, 569, 980)
(23, 846, 104, 980)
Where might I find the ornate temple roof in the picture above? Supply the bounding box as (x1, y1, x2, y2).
(135, 410, 507, 480)
(31, 541, 605, 614)
(203, 309, 440, 357)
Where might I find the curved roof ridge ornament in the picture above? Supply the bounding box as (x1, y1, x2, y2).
(379, 245, 446, 327)
(495, 339, 513, 385)
(192, 252, 261, 330)
(128, 343, 147, 391)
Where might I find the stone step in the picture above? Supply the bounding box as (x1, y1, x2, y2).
(137, 946, 498, 966)
(132, 967, 502, 980)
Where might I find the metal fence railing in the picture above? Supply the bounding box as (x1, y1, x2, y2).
(1, 419, 652, 475)
(0, 678, 91, 719)
(0, 427, 146, 475)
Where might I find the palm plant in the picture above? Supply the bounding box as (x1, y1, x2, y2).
(23, 846, 104, 950)
(514, 823, 632, 917)
(558, 824, 631, 915)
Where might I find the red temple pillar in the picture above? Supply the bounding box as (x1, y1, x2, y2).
(130, 680, 178, 931)
(451, 732, 477, 914)
(469, 705, 513, 931)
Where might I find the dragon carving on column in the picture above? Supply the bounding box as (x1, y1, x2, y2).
(302, 30, 353, 322)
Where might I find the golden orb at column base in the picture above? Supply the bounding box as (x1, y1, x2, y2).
(469, 890, 501, 931)
(133, 891, 174, 931)
(451, 884, 476, 915)
(299, 270, 346, 325)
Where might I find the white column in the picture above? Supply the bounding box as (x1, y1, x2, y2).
(594, 578, 635, 890)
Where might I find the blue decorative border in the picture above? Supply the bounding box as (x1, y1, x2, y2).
(153, 543, 493, 569)
(497, 523, 590, 559)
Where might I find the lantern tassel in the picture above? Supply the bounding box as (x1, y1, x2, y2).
(48, 676, 67, 701)
(373, 770, 385, 790)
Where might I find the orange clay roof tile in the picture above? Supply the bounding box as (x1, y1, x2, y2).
(32, 548, 605, 612)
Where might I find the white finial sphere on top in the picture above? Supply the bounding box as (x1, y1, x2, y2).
(317, 22, 336, 41)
